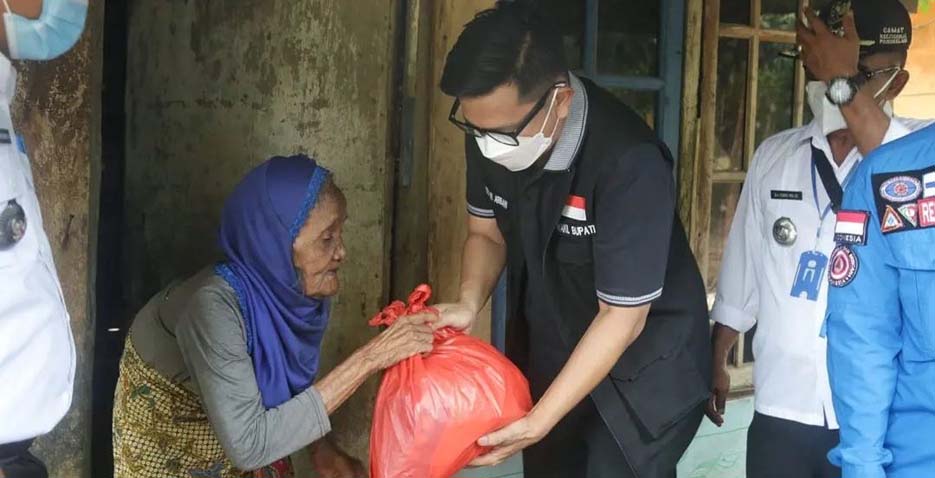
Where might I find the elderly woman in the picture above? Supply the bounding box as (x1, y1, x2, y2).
(112, 156, 434, 478)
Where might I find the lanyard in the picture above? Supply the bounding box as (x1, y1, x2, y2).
(810, 148, 857, 241)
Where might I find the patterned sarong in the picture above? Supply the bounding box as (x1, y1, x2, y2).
(112, 340, 294, 478)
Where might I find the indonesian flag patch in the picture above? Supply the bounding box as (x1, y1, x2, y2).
(833, 210, 869, 245)
(562, 195, 587, 221)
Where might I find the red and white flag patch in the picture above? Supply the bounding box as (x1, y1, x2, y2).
(562, 195, 587, 221)
(834, 210, 869, 245)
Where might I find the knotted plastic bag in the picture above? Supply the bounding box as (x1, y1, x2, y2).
(369, 285, 532, 478)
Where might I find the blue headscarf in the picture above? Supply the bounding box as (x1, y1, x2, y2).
(215, 155, 332, 409)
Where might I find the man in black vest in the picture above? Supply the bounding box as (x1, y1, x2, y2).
(431, 2, 711, 477)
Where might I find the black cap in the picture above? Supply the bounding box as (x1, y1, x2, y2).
(819, 0, 912, 55)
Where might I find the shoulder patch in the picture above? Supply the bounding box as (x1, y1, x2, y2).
(834, 210, 869, 245)
(879, 176, 922, 203)
(919, 197, 935, 228)
(872, 166, 935, 235)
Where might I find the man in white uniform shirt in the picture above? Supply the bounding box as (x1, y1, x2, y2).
(0, 0, 87, 477)
(706, 1, 931, 477)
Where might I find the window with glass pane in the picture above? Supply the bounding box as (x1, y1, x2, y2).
(761, 0, 799, 30)
(697, 0, 808, 385)
(597, 0, 659, 76)
(538, 1, 586, 71)
(705, 181, 744, 292)
(538, 0, 683, 150)
(715, 39, 749, 172)
(755, 42, 797, 150)
(721, 0, 751, 25)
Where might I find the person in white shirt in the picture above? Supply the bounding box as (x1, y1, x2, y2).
(705, 1, 931, 477)
(0, 1, 87, 477)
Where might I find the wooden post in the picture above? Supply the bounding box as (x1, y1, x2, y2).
(678, 0, 705, 229)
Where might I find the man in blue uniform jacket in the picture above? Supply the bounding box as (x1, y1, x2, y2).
(826, 122, 935, 478)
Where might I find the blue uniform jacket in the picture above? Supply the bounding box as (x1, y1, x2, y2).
(825, 123, 935, 478)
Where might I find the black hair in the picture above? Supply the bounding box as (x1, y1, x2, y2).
(440, 0, 568, 102)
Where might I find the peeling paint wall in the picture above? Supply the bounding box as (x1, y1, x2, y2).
(125, 0, 398, 466)
(10, 2, 105, 477)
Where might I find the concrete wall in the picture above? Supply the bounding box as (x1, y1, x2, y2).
(11, 2, 105, 477)
(427, 0, 496, 340)
(124, 0, 399, 465)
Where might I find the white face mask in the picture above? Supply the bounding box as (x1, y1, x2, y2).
(475, 89, 561, 172)
(806, 70, 900, 137)
(1, 0, 87, 61)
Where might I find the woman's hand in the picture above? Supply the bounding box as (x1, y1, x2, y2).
(316, 313, 435, 414)
(432, 302, 477, 332)
(364, 313, 436, 370)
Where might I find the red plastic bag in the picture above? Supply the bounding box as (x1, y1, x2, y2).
(368, 285, 532, 478)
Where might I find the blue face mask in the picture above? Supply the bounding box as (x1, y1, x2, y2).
(2, 0, 88, 60)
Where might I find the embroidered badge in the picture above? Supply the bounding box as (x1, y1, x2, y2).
(562, 195, 587, 221)
(924, 171, 935, 199)
(879, 175, 922, 203)
(833, 210, 869, 245)
(919, 197, 935, 229)
(881, 205, 905, 234)
(899, 203, 919, 227)
(829, 245, 859, 288)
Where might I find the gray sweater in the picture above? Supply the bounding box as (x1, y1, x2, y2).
(129, 268, 331, 470)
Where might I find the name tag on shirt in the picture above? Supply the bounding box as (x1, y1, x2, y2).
(771, 190, 803, 201)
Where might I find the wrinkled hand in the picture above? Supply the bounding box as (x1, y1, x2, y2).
(310, 439, 366, 478)
(797, 7, 860, 82)
(468, 416, 548, 468)
(432, 302, 477, 332)
(366, 313, 435, 370)
(705, 363, 731, 427)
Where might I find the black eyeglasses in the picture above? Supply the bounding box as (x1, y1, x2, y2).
(448, 81, 568, 147)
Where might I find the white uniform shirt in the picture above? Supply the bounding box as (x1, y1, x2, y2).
(0, 54, 75, 444)
(711, 117, 932, 429)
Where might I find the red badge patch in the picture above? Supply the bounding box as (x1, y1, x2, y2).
(829, 245, 859, 288)
(919, 197, 935, 229)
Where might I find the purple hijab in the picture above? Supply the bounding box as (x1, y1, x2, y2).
(215, 155, 331, 409)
